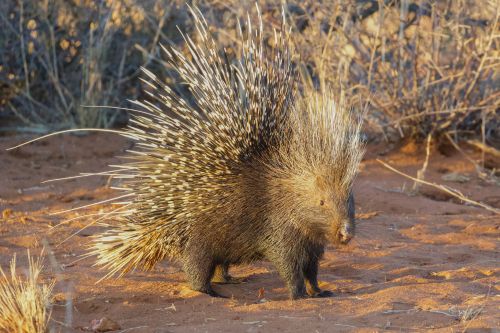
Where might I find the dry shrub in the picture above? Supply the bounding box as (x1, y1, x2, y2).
(307, 1, 498, 144)
(347, 0, 499, 142)
(203, 0, 498, 145)
(0, 252, 54, 333)
(0, 0, 186, 131)
(1, 0, 498, 146)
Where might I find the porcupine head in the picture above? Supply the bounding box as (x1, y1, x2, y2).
(90, 6, 364, 299)
(271, 95, 362, 246)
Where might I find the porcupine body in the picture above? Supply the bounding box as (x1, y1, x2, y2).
(90, 7, 364, 299)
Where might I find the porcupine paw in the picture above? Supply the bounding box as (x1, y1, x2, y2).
(188, 281, 227, 298)
(212, 274, 246, 284)
(310, 289, 334, 298)
(186, 284, 227, 298)
(289, 285, 308, 300)
(203, 287, 227, 298)
(289, 291, 308, 300)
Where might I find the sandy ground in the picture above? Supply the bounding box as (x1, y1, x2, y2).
(0, 134, 498, 333)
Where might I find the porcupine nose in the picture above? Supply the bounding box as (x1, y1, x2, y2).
(339, 221, 354, 244)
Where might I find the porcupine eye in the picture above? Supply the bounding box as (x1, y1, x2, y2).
(319, 200, 325, 206)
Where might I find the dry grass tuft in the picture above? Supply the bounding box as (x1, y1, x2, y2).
(0, 252, 54, 333)
(291, 0, 499, 143)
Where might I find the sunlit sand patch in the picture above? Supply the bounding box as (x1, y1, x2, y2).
(400, 223, 498, 251)
(430, 267, 498, 281)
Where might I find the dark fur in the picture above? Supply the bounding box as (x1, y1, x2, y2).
(180, 162, 356, 299)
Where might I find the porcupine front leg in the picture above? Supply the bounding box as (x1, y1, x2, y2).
(303, 248, 333, 298)
(268, 252, 307, 300)
(279, 260, 307, 300)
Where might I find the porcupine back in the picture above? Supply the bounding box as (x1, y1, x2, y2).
(89, 7, 296, 277)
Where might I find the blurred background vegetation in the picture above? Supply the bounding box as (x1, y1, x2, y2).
(0, 0, 498, 147)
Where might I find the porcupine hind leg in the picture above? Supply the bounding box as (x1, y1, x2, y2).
(212, 263, 245, 284)
(182, 249, 225, 298)
(303, 246, 333, 297)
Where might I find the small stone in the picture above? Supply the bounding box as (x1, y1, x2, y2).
(90, 317, 121, 332)
(2, 209, 13, 220)
(442, 172, 470, 183)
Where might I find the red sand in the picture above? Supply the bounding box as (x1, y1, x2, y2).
(0, 134, 498, 332)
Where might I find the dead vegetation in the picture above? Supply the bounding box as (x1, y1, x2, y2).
(377, 158, 500, 214)
(199, 1, 499, 145)
(0, 0, 186, 130)
(0, 252, 54, 333)
(1, 1, 498, 144)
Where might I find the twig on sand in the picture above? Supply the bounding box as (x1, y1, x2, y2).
(356, 211, 379, 220)
(376, 159, 500, 215)
(118, 326, 149, 333)
(445, 134, 500, 186)
(466, 140, 500, 158)
(412, 133, 432, 191)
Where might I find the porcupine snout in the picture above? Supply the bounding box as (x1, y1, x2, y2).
(338, 220, 354, 244)
(338, 193, 356, 244)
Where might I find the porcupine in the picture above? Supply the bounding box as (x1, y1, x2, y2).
(89, 7, 364, 299)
